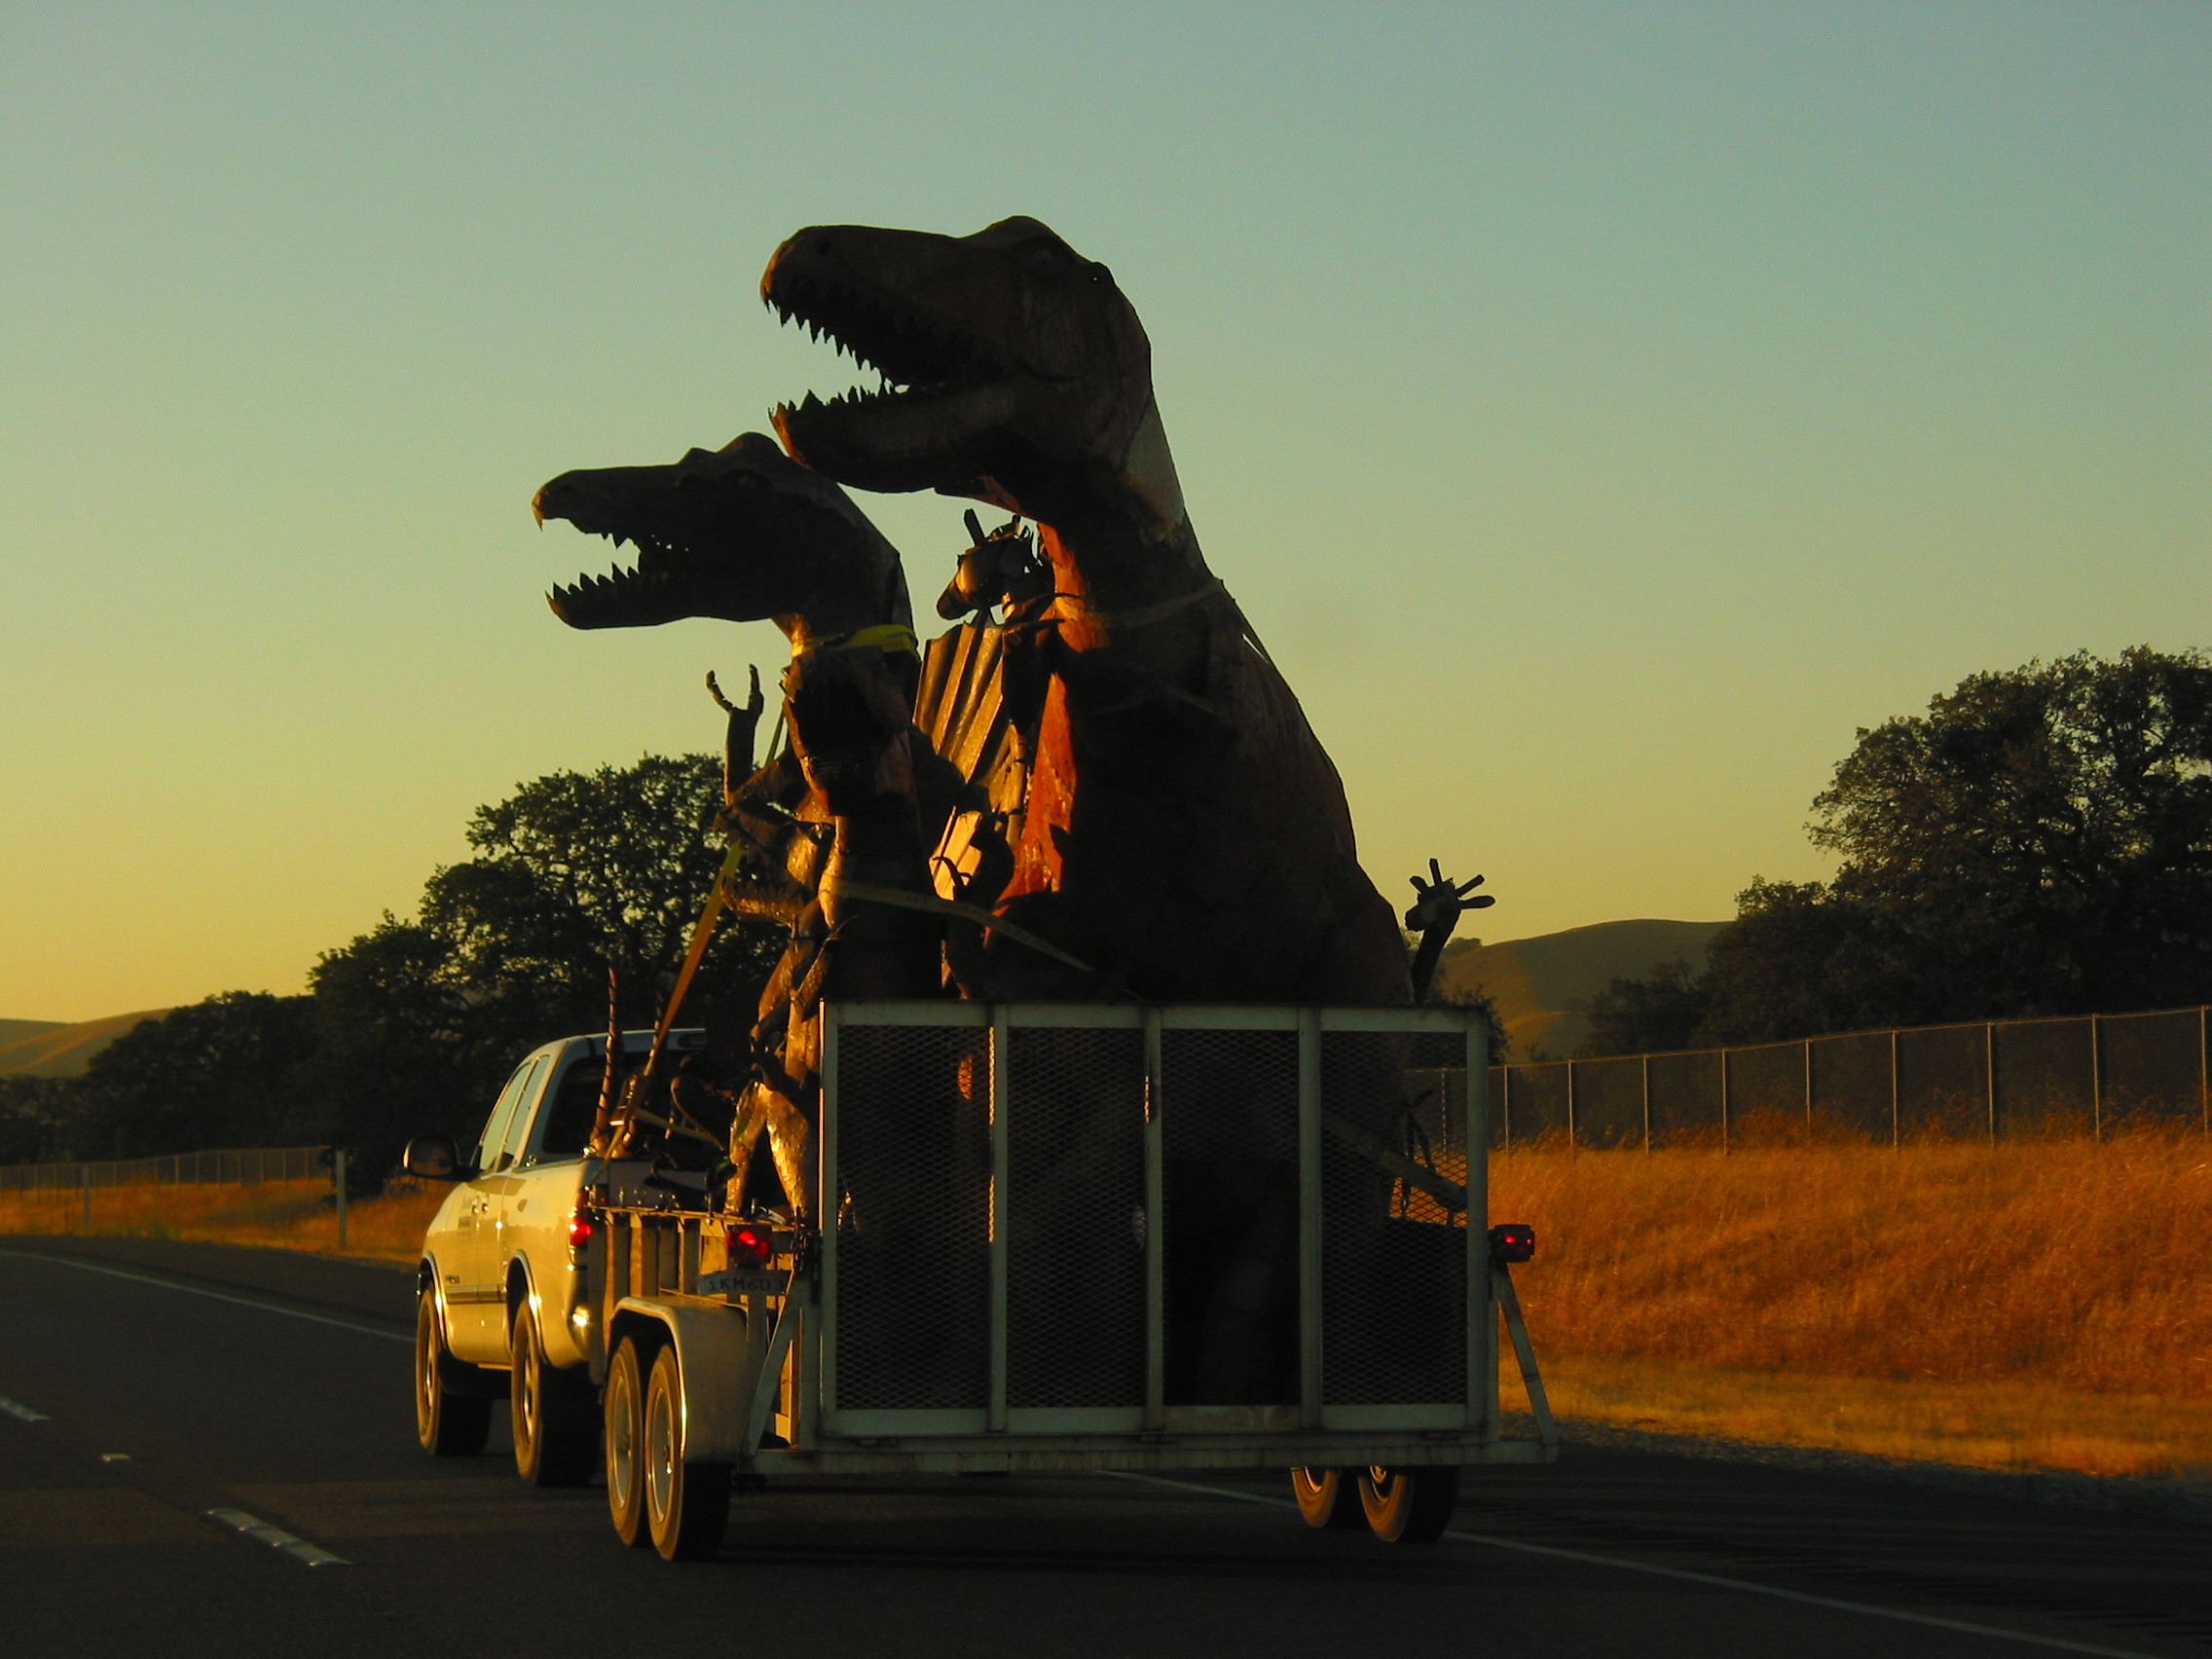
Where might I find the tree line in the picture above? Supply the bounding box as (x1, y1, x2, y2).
(0, 755, 782, 1184)
(1579, 647, 2212, 1057)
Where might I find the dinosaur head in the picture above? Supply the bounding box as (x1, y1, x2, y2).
(762, 216, 1185, 537)
(533, 431, 911, 648)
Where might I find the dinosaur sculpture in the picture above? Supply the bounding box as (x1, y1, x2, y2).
(763, 216, 1413, 1006)
(535, 218, 1493, 1399)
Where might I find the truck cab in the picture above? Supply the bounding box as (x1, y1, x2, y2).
(408, 1028, 711, 1482)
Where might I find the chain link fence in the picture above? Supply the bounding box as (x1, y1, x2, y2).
(0, 1145, 330, 1192)
(1490, 1006, 2211, 1148)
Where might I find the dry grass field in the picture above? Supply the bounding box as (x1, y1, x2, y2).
(1492, 1130, 2212, 1480)
(0, 1178, 443, 1265)
(7, 1134, 2208, 1483)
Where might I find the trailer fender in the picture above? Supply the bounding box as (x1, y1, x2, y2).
(609, 1295, 750, 1463)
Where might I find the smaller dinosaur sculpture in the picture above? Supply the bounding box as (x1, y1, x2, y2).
(535, 433, 940, 1214)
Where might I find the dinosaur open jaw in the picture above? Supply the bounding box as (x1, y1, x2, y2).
(548, 534, 696, 630)
(765, 273, 1016, 484)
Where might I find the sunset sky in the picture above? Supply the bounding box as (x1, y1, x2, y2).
(3, 2, 2205, 1023)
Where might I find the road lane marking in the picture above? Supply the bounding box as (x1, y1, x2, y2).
(0, 1395, 51, 1422)
(0, 1252, 411, 1345)
(1109, 1472, 2167, 1659)
(207, 1507, 350, 1567)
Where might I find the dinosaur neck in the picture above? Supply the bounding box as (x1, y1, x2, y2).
(1023, 401, 1211, 629)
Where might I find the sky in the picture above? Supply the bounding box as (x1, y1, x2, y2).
(2, 1, 2205, 1023)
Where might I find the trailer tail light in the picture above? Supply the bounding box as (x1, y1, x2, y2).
(1489, 1223, 1535, 1265)
(728, 1224, 774, 1269)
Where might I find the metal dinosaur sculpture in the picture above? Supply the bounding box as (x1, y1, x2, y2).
(535, 217, 1493, 1400)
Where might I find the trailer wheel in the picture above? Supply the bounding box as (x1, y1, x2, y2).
(1358, 1465, 1460, 1544)
(605, 1338, 653, 1548)
(510, 1304, 596, 1487)
(1290, 1467, 1364, 1530)
(645, 1343, 729, 1561)
(415, 1291, 492, 1456)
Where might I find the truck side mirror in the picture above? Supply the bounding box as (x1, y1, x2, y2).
(403, 1135, 465, 1181)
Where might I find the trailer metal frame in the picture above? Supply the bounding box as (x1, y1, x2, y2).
(593, 1001, 1555, 1483)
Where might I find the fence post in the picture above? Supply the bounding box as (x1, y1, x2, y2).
(1641, 1053, 1651, 1153)
(81, 1167, 91, 1231)
(1565, 1058, 1577, 1151)
(1803, 1039, 1814, 1137)
(1889, 1028, 1900, 1148)
(334, 1149, 348, 1250)
(2201, 1006, 2208, 1138)
(2090, 1014, 2104, 1144)
(1985, 1022, 1998, 1144)
(1719, 1048, 1730, 1155)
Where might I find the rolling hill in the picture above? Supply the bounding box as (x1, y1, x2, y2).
(0, 1010, 173, 1078)
(1435, 918, 1729, 1060)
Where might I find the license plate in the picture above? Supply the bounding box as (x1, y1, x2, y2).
(697, 1269, 790, 1299)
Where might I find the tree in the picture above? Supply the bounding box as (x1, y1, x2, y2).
(1592, 647, 2212, 1050)
(71, 993, 323, 1160)
(0, 1075, 80, 1164)
(1576, 959, 1712, 1057)
(312, 754, 783, 1176)
(1805, 646, 2212, 1021)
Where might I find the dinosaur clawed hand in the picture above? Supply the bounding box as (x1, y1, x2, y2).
(1403, 859, 1494, 938)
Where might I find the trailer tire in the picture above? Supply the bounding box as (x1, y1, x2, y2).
(416, 1291, 493, 1456)
(511, 1303, 596, 1488)
(1359, 1465, 1459, 1544)
(645, 1343, 729, 1561)
(1290, 1467, 1364, 1530)
(605, 1338, 653, 1548)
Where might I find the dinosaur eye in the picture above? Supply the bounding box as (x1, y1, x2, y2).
(1018, 240, 1072, 276)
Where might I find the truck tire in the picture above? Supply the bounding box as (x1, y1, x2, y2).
(510, 1303, 596, 1488)
(1358, 1465, 1460, 1544)
(645, 1342, 729, 1561)
(1290, 1467, 1364, 1530)
(416, 1290, 493, 1456)
(605, 1338, 654, 1547)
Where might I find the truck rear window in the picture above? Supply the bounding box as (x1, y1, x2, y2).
(537, 1057, 608, 1159)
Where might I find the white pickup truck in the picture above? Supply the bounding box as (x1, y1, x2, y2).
(405, 1028, 714, 1487)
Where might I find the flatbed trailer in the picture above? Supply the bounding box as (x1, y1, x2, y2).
(583, 1001, 1556, 1558)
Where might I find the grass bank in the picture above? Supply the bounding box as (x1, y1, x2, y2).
(0, 1179, 443, 1265)
(1492, 1132, 2212, 1481)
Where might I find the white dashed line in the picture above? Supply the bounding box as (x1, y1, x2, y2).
(0, 1395, 50, 1422)
(1109, 1472, 2168, 1659)
(207, 1507, 351, 1567)
(0, 1252, 411, 1345)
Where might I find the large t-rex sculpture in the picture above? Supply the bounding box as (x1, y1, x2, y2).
(535, 218, 1492, 1400)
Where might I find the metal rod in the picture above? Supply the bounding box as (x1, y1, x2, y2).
(1465, 1014, 1494, 1441)
(987, 1006, 1010, 1433)
(818, 1004, 840, 1422)
(1142, 1007, 1165, 1432)
(1296, 1007, 1322, 1430)
(1494, 1265, 1555, 1451)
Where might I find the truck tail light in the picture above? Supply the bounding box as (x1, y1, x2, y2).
(1489, 1223, 1535, 1265)
(728, 1224, 774, 1268)
(568, 1209, 595, 1249)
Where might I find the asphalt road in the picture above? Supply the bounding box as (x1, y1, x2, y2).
(2, 1235, 2206, 1659)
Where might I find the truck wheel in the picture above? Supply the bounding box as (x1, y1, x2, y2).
(1359, 1465, 1460, 1544)
(1290, 1467, 1363, 1530)
(416, 1291, 492, 1456)
(605, 1338, 653, 1548)
(645, 1343, 729, 1562)
(510, 1303, 596, 1487)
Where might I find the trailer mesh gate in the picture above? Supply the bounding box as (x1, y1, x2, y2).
(819, 1005, 1493, 1442)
